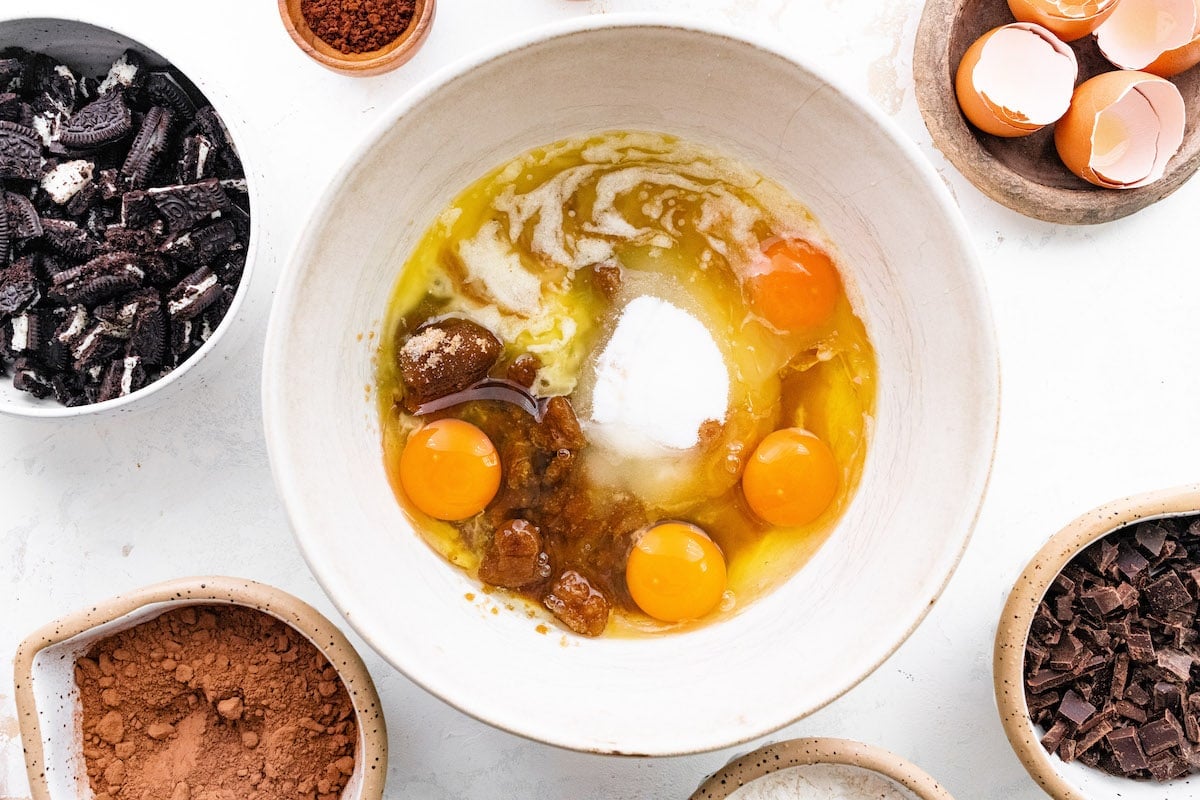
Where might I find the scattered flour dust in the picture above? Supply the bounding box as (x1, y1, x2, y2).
(726, 764, 916, 800)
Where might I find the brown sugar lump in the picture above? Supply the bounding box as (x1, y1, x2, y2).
(75, 605, 357, 800)
(1024, 514, 1200, 781)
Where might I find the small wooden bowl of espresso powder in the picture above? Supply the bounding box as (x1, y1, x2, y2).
(278, 0, 435, 76)
(14, 578, 386, 800)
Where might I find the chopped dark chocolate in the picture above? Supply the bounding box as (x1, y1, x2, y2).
(1026, 514, 1200, 781)
(1144, 572, 1192, 615)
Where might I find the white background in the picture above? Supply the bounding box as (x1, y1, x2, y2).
(4, 0, 1200, 798)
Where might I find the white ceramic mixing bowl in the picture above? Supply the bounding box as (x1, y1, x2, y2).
(263, 16, 999, 755)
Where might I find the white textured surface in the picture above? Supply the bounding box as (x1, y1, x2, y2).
(0, 0, 1197, 798)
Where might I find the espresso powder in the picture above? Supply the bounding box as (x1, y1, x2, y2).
(301, 0, 416, 55)
(75, 605, 357, 800)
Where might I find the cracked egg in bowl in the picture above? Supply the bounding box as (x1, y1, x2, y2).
(264, 18, 999, 754)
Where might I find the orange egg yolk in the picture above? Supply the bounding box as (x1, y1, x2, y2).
(625, 522, 727, 623)
(741, 428, 839, 528)
(747, 239, 840, 332)
(398, 419, 501, 521)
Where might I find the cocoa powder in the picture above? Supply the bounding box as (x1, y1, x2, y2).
(75, 605, 357, 800)
(301, 0, 417, 55)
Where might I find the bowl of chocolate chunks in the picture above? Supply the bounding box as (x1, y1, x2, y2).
(0, 17, 255, 418)
(996, 485, 1200, 799)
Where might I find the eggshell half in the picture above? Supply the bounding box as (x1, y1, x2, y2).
(1007, 0, 1120, 42)
(1146, 0, 1200, 77)
(1095, 0, 1197, 70)
(955, 23, 1079, 137)
(1054, 70, 1187, 188)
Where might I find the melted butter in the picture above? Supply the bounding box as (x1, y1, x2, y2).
(378, 131, 877, 636)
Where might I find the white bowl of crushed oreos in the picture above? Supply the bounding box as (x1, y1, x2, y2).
(692, 738, 956, 800)
(0, 17, 257, 418)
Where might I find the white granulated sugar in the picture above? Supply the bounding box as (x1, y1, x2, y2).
(40, 159, 94, 204)
(726, 764, 916, 800)
(588, 296, 728, 458)
(457, 220, 543, 315)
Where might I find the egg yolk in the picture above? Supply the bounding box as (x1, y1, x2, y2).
(625, 522, 727, 623)
(398, 419, 501, 521)
(747, 239, 840, 332)
(742, 428, 839, 528)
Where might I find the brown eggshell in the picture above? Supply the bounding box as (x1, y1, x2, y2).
(1095, 0, 1198, 70)
(1054, 70, 1187, 188)
(1146, 35, 1200, 77)
(1006, 0, 1120, 42)
(955, 24, 1077, 137)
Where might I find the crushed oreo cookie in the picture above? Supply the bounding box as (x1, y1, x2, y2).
(1025, 514, 1200, 781)
(0, 47, 249, 406)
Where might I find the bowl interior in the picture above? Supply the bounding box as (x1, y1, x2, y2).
(0, 17, 256, 418)
(265, 20, 999, 754)
(24, 598, 371, 800)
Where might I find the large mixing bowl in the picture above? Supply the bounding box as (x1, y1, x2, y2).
(263, 16, 999, 755)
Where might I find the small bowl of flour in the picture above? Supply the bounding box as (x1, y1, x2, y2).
(692, 738, 955, 800)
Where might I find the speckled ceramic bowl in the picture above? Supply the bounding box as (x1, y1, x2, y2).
(0, 16, 262, 419)
(691, 737, 955, 799)
(995, 484, 1200, 799)
(13, 576, 386, 800)
(263, 15, 999, 755)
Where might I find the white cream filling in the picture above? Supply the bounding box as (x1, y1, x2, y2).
(168, 274, 217, 315)
(10, 314, 28, 351)
(119, 356, 139, 395)
(41, 159, 94, 204)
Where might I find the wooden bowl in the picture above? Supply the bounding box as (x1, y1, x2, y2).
(914, 0, 1200, 224)
(278, 0, 435, 76)
(690, 737, 956, 799)
(994, 485, 1200, 799)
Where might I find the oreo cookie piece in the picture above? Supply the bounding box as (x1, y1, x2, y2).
(0, 190, 9, 264)
(0, 120, 42, 180)
(166, 266, 221, 320)
(0, 57, 24, 93)
(191, 106, 241, 177)
(161, 218, 235, 266)
(60, 90, 132, 148)
(148, 178, 229, 233)
(178, 134, 216, 182)
(0, 256, 39, 315)
(5, 191, 40, 240)
(97, 355, 146, 401)
(23, 52, 78, 112)
(142, 71, 195, 119)
(119, 189, 158, 229)
(0, 93, 24, 123)
(70, 320, 121, 372)
(41, 218, 101, 260)
(12, 356, 52, 398)
(98, 50, 147, 96)
(49, 251, 145, 306)
(50, 371, 87, 406)
(128, 292, 167, 366)
(120, 105, 173, 188)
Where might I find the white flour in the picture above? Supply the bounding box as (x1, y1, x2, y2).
(726, 764, 916, 800)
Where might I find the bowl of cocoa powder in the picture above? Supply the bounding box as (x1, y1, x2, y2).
(13, 576, 387, 800)
(278, 0, 435, 76)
